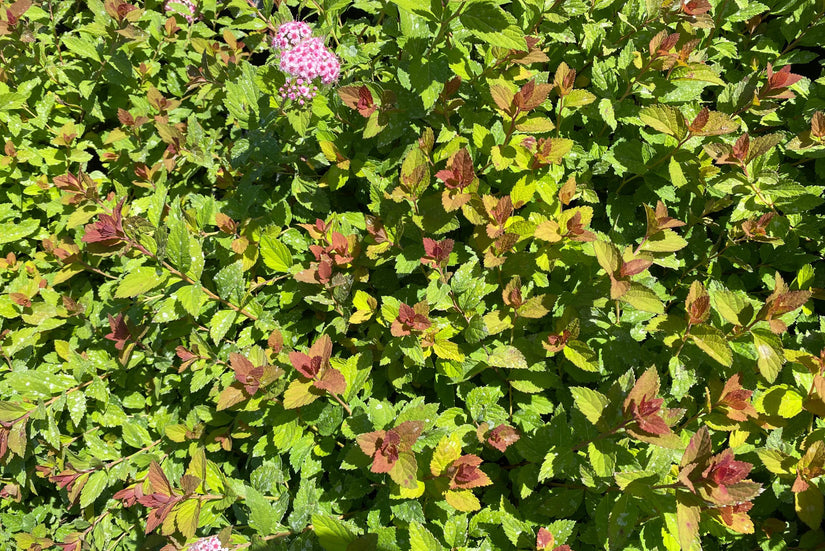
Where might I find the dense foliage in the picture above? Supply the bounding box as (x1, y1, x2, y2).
(2, 0, 825, 549)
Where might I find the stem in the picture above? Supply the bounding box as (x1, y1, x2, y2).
(105, 439, 163, 469)
(159, 259, 258, 321)
(745, 179, 779, 215)
(673, 323, 692, 359)
(423, 1, 466, 58)
(617, 58, 654, 103)
(234, 526, 316, 549)
(327, 391, 352, 416)
(555, 97, 564, 137)
(777, 8, 824, 59)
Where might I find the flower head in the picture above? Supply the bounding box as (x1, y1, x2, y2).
(188, 536, 229, 551)
(279, 36, 340, 85)
(275, 27, 340, 106)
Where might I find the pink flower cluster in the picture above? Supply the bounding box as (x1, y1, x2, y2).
(273, 22, 340, 105)
(165, 0, 197, 23)
(188, 536, 228, 551)
(271, 21, 312, 51)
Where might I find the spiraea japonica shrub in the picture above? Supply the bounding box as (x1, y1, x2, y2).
(1, 0, 825, 549)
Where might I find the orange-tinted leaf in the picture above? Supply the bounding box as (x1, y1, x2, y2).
(147, 461, 174, 496)
(314, 367, 346, 395)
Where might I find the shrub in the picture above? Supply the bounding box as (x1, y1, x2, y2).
(1, 0, 825, 550)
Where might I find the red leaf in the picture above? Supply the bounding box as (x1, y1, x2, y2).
(82, 199, 127, 248)
(767, 64, 803, 90)
(422, 237, 454, 265)
(487, 424, 520, 452)
(289, 351, 320, 379)
(620, 259, 652, 277)
(536, 527, 555, 550)
(356, 86, 376, 117)
(105, 313, 132, 351)
(732, 133, 750, 161)
(356, 430, 385, 457)
(309, 334, 333, 364)
(681, 0, 711, 15)
(313, 367, 346, 395)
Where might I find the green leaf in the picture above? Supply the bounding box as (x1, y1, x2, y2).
(210, 310, 237, 344)
(753, 330, 783, 383)
(711, 290, 751, 326)
(641, 230, 688, 252)
(312, 514, 356, 551)
(0, 219, 39, 244)
(175, 499, 200, 539)
(565, 89, 596, 108)
(621, 283, 664, 314)
(283, 379, 320, 409)
(122, 421, 152, 448)
(593, 241, 620, 274)
(66, 392, 86, 426)
(755, 449, 795, 475)
(410, 521, 443, 551)
(689, 325, 732, 366)
(390, 0, 436, 19)
(459, 2, 525, 50)
(0, 401, 32, 423)
(676, 495, 702, 551)
(260, 228, 293, 273)
(224, 62, 261, 128)
(434, 339, 464, 361)
(639, 105, 688, 138)
(570, 387, 609, 425)
(176, 285, 204, 317)
(62, 35, 101, 63)
(488, 345, 527, 369)
(796, 486, 824, 530)
(167, 219, 192, 276)
(242, 485, 276, 535)
(389, 452, 419, 489)
(79, 470, 108, 508)
(599, 98, 617, 130)
(564, 340, 600, 371)
(115, 267, 167, 298)
(757, 385, 803, 418)
(608, 493, 639, 550)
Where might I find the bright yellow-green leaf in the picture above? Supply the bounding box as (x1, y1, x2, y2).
(431, 434, 462, 477)
(445, 489, 481, 512)
(639, 105, 688, 138)
(283, 379, 319, 409)
(570, 386, 608, 424)
(689, 324, 732, 366)
(434, 339, 464, 361)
